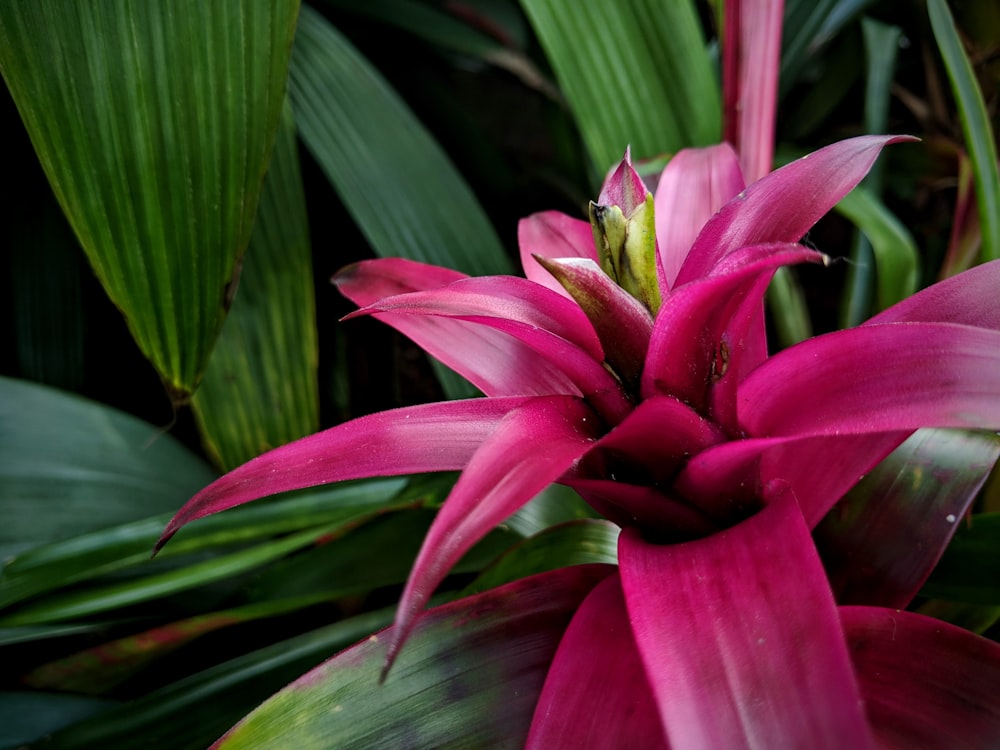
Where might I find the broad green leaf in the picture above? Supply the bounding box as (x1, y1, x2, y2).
(766, 267, 812, 347)
(929, 0, 1000, 262)
(192, 103, 319, 471)
(923, 513, 1000, 604)
(212, 565, 613, 749)
(518, 0, 720, 172)
(815, 428, 1000, 608)
(288, 6, 511, 279)
(31, 609, 396, 750)
(835, 185, 919, 314)
(0, 377, 216, 561)
(0, 2, 301, 398)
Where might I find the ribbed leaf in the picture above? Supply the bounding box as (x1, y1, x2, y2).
(0, 2, 301, 398)
(288, 6, 510, 279)
(518, 0, 720, 171)
(929, 0, 1000, 262)
(0, 377, 216, 561)
(192, 103, 319, 471)
(212, 565, 613, 749)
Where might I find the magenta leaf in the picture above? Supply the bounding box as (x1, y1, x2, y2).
(815, 428, 1000, 609)
(618, 483, 875, 749)
(156, 397, 537, 550)
(738, 323, 1000, 439)
(654, 143, 745, 289)
(383, 395, 602, 672)
(334, 257, 468, 304)
(722, 0, 783, 182)
(212, 565, 615, 749)
(842, 606, 1000, 748)
(346, 275, 632, 423)
(534, 256, 653, 389)
(866, 258, 1000, 329)
(525, 575, 667, 748)
(518, 211, 597, 297)
(676, 135, 916, 286)
(643, 242, 826, 426)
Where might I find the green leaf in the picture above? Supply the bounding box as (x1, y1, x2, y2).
(464, 519, 620, 595)
(192, 102, 319, 471)
(0, 377, 216, 561)
(31, 609, 396, 750)
(213, 565, 613, 749)
(923, 513, 1000, 605)
(288, 6, 511, 279)
(928, 0, 1000, 262)
(839, 18, 903, 327)
(0, 477, 411, 610)
(518, 0, 720, 172)
(835, 184, 920, 314)
(0, 2, 301, 398)
(766, 266, 812, 347)
(0, 691, 118, 750)
(816, 428, 1000, 608)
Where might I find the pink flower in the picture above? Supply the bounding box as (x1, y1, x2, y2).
(160, 136, 1000, 747)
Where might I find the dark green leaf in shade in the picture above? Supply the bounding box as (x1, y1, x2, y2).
(464, 519, 620, 595)
(288, 6, 511, 279)
(26, 609, 396, 750)
(0, 2, 301, 399)
(0, 691, 118, 750)
(0, 377, 216, 561)
(517, 0, 720, 173)
(211, 565, 614, 749)
(928, 0, 1000, 262)
(839, 18, 903, 328)
(835, 185, 919, 316)
(923, 513, 1000, 605)
(192, 102, 320, 471)
(916, 599, 1000, 636)
(815, 428, 1000, 608)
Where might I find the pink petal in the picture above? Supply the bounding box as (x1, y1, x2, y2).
(676, 135, 916, 286)
(156, 396, 534, 550)
(842, 606, 1000, 748)
(722, 0, 783, 183)
(739, 322, 1000, 438)
(598, 146, 649, 215)
(618, 483, 876, 749)
(334, 257, 467, 305)
(643, 242, 826, 428)
(337, 265, 598, 399)
(866, 258, 1000, 329)
(677, 432, 912, 528)
(655, 144, 745, 289)
(518, 211, 597, 297)
(525, 575, 668, 749)
(349, 277, 631, 424)
(346, 275, 603, 359)
(533, 256, 653, 389)
(383, 395, 601, 672)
